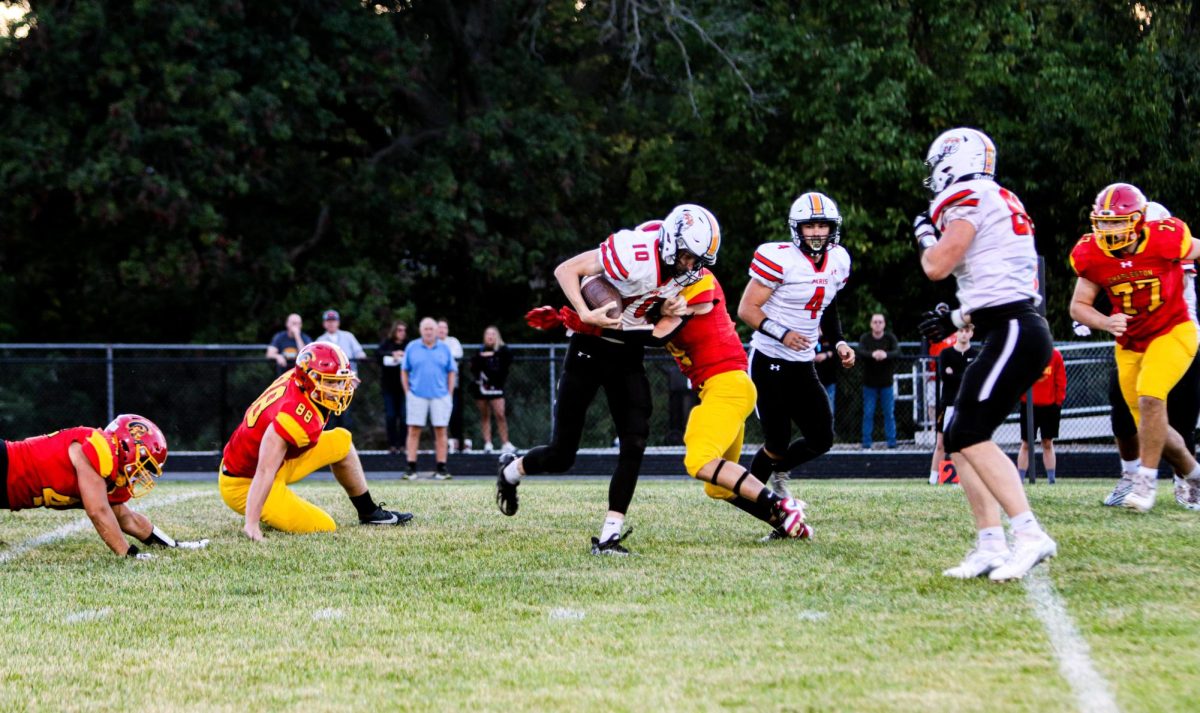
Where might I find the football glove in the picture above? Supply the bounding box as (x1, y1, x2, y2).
(1072, 320, 1092, 337)
(559, 307, 603, 337)
(919, 304, 965, 342)
(524, 306, 564, 330)
(913, 211, 939, 252)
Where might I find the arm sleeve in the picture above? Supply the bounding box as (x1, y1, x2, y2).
(854, 334, 871, 359)
(599, 321, 686, 348)
(819, 298, 844, 345)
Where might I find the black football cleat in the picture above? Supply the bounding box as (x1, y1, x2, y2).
(496, 452, 520, 516)
(359, 503, 414, 526)
(590, 529, 633, 556)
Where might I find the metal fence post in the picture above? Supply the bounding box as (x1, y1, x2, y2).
(549, 344, 558, 414)
(106, 344, 115, 423)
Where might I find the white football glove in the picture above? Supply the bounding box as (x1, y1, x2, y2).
(175, 539, 210, 550)
(1072, 320, 1092, 337)
(913, 212, 939, 250)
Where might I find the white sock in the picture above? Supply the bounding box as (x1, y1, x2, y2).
(600, 517, 624, 542)
(929, 469, 939, 481)
(1185, 463, 1200, 479)
(1009, 511, 1043, 539)
(1138, 465, 1160, 485)
(503, 459, 524, 484)
(1121, 458, 1141, 475)
(977, 526, 1007, 552)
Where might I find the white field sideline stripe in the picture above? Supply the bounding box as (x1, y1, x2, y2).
(1023, 569, 1120, 713)
(978, 317, 1019, 401)
(0, 490, 208, 564)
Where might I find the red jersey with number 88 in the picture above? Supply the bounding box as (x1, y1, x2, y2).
(221, 371, 327, 478)
(1070, 218, 1193, 352)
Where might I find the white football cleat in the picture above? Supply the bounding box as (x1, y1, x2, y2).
(1123, 474, 1157, 513)
(768, 470, 792, 499)
(942, 547, 1008, 579)
(988, 533, 1057, 582)
(1103, 474, 1135, 507)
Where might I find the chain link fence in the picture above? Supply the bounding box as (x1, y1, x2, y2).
(0, 341, 1136, 453)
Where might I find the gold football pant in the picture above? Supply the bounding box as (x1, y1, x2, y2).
(1116, 320, 1199, 426)
(219, 427, 354, 533)
(682, 370, 757, 500)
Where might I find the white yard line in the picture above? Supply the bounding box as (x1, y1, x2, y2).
(1023, 568, 1120, 713)
(0, 491, 209, 564)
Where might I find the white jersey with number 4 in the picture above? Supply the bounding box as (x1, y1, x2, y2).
(597, 221, 687, 329)
(929, 178, 1040, 315)
(747, 243, 851, 362)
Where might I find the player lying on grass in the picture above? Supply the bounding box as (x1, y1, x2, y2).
(3, 414, 206, 558)
(220, 342, 412, 541)
(527, 267, 812, 544)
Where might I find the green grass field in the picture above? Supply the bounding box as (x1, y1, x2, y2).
(2, 478, 1199, 712)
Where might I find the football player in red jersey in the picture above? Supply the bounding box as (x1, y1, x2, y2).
(1070, 182, 1200, 512)
(527, 268, 813, 544)
(3, 414, 205, 557)
(220, 342, 412, 541)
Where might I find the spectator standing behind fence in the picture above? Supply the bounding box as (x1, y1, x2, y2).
(317, 309, 367, 430)
(1017, 347, 1066, 483)
(437, 318, 469, 453)
(403, 317, 457, 480)
(856, 313, 899, 449)
(929, 325, 977, 484)
(378, 320, 408, 455)
(266, 313, 312, 375)
(470, 325, 515, 455)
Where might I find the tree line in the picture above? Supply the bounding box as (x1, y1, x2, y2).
(2, 0, 1197, 344)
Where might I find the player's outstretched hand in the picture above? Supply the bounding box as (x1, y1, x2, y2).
(918, 307, 957, 342)
(242, 524, 264, 542)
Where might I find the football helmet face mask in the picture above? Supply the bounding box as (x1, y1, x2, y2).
(1090, 183, 1147, 253)
(659, 204, 721, 286)
(788, 192, 842, 257)
(103, 414, 168, 498)
(924, 127, 996, 194)
(294, 342, 358, 414)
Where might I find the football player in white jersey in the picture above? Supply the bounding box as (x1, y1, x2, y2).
(737, 192, 855, 531)
(913, 127, 1057, 582)
(496, 204, 721, 555)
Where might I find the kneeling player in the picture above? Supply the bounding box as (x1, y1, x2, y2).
(3, 414, 206, 557)
(221, 342, 412, 540)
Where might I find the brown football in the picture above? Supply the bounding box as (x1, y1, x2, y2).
(581, 276, 622, 319)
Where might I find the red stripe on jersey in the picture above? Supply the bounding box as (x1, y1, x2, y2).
(606, 236, 630, 279)
(601, 244, 621, 281)
(959, 199, 979, 207)
(932, 189, 976, 224)
(753, 251, 784, 273)
(750, 264, 782, 283)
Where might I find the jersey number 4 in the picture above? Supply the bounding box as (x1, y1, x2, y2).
(804, 287, 825, 319)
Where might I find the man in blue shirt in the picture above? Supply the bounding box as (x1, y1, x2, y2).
(402, 317, 458, 479)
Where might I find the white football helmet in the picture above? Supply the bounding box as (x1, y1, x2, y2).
(659, 204, 721, 286)
(1145, 201, 1171, 221)
(788, 192, 842, 257)
(924, 127, 996, 194)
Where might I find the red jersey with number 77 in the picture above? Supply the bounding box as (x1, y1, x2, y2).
(221, 371, 327, 478)
(5, 427, 130, 510)
(1069, 217, 1193, 352)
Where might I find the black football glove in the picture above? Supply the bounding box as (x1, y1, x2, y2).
(918, 305, 959, 342)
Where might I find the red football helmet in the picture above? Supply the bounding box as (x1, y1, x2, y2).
(294, 342, 358, 414)
(1091, 182, 1147, 252)
(104, 414, 168, 498)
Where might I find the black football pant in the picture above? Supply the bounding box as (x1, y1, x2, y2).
(521, 333, 651, 515)
(747, 351, 834, 476)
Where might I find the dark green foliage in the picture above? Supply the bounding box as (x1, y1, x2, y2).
(2, 1, 1198, 344)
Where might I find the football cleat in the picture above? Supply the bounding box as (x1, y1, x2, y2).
(401, 471, 420, 481)
(988, 533, 1057, 582)
(768, 470, 793, 499)
(943, 546, 1008, 579)
(1103, 474, 1135, 507)
(773, 498, 809, 538)
(432, 471, 453, 481)
(359, 504, 414, 526)
(1185, 476, 1200, 511)
(496, 452, 520, 516)
(590, 529, 633, 556)
(1123, 474, 1157, 513)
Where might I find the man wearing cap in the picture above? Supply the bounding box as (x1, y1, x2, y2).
(317, 309, 367, 429)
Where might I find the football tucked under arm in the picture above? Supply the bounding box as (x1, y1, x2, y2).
(581, 276, 622, 320)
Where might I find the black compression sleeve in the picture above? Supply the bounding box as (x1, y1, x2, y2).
(819, 297, 844, 346)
